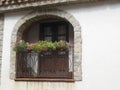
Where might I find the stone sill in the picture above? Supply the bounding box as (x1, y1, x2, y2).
(15, 78, 75, 82)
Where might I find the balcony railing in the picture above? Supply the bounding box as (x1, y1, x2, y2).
(16, 51, 72, 79)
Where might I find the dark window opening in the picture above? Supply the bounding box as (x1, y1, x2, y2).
(40, 21, 69, 42)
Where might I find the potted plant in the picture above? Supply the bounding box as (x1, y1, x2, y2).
(13, 40, 71, 54)
(54, 40, 71, 55)
(13, 40, 27, 52)
(56, 40, 71, 51)
(32, 41, 55, 53)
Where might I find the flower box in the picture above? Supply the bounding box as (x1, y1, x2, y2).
(13, 40, 71, 53)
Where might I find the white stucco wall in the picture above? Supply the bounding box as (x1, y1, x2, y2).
(1, 11, 30, 90)
(1, 2, 120, 90)
(65, 3, 120, 90)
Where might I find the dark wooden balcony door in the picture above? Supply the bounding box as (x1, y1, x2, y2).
(38, 52, 70, 78)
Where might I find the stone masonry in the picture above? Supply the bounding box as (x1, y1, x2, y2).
(10, 8, 82, 81)
(0, 14, 4, 84)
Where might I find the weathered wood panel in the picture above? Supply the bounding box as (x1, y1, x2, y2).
(16, 51, 71, 79)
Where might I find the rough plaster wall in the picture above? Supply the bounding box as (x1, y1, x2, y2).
(61, 3, 120, 90)
(1, 11, 29, 90)
(1, 2, 120, 90)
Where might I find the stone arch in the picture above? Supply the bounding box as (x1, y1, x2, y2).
(10, 9, 82, 81)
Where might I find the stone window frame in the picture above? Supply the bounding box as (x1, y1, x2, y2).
(10, 9, 82, 81)
(0, 14, 4, 84)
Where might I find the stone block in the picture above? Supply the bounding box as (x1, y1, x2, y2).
(0, 14, 4, 82)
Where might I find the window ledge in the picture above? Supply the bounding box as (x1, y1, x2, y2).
(15, 78, 75, 82)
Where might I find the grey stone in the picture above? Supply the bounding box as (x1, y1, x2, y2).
(0, 14, 4, 83)
(10, 9, 82, 81)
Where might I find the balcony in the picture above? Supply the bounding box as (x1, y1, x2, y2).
(16, 51, 73, 80)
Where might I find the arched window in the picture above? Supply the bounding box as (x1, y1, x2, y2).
(15, 17, 74, 81)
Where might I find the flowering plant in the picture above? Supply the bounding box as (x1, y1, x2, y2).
(32, 41, 56, 53)
(13, 40, 27, 52)
(13, 40, 71, 53)
(55, 40, 71, 51)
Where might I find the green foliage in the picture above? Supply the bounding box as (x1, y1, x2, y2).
(13, 40, 27, 52)
(33, 41, 56, 53)
(32, 41, 48, 53)
(13, 40, 71, 53)
(56, 40, 71, 51)
(47, 42, 56, 51)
